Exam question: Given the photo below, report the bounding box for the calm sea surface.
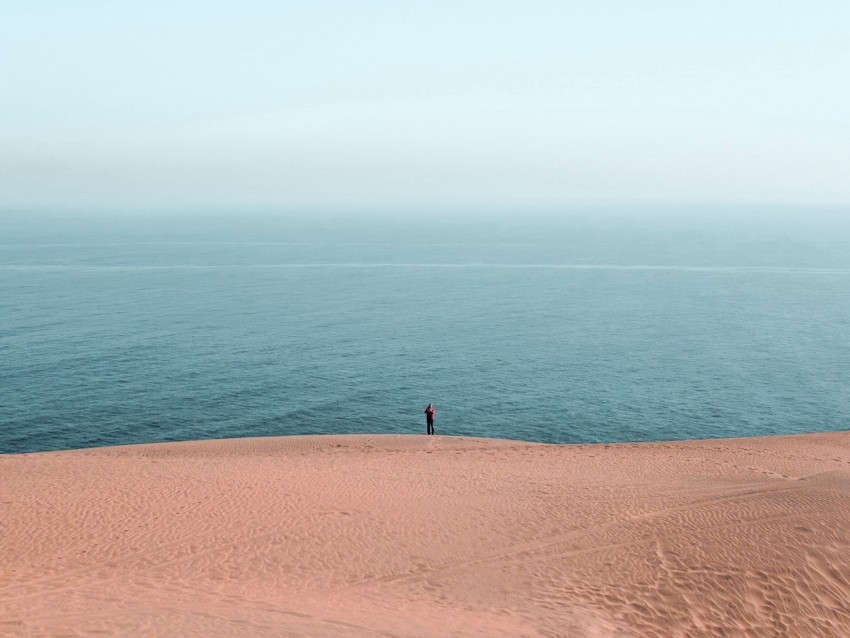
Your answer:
[2,210,849,453]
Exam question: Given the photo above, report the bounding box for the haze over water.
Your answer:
[2,210,848,453]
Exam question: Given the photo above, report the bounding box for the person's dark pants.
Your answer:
[427,418,434,435]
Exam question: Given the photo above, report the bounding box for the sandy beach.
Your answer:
[2,432,850,637]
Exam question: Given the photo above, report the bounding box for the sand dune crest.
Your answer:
[3,432,850,636]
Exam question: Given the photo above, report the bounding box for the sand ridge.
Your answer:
[2,432,850,636]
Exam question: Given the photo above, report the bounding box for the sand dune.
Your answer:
[2,432,850,637]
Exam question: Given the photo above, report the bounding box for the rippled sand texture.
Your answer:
[3,432,850,637]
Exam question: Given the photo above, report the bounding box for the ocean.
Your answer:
[2,209,849,453]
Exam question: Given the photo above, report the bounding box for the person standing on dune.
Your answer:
[425,403,436,435]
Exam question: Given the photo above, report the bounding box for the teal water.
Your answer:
[2,210,849,453]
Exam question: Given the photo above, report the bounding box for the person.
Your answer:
[425,403,436,435]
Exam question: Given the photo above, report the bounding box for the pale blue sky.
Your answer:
[2,1,849,213]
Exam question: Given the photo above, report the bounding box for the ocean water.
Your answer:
[2,210,849,453]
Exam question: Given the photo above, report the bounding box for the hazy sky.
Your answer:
[2,1,849,213]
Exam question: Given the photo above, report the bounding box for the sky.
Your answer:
[1,1,849,214]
